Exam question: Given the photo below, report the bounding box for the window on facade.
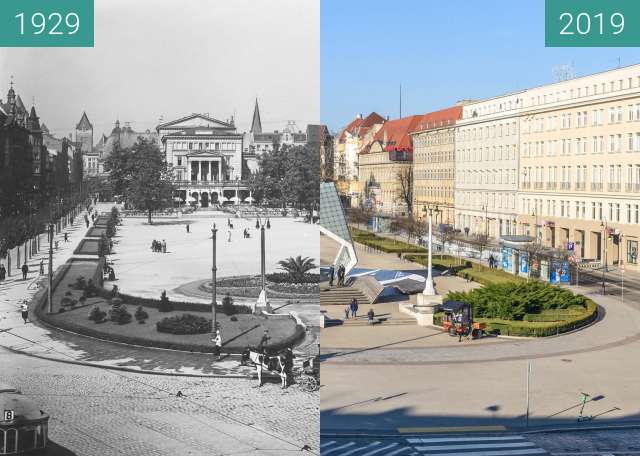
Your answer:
[629,240,638,264]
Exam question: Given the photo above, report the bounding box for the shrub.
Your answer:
[266,272,321,284]
[65,291,72,296]
[79,296,87,304]
[222,294,235,315]
[158,291,173,312]
[135,306,149,323]
[73,276,87,290]
[109,303,132,324]
[60,297,74,307]
[88,306,107,323]
[230,315,238,322]
[156,314,211,335]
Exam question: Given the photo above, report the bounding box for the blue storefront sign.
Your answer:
[519,252,529,276]
[502,247,512,272]
[550,259,570,283]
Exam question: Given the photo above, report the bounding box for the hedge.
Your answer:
[350,227,426,254]
[432,298,597,337]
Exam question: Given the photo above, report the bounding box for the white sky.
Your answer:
[0,0,319,139]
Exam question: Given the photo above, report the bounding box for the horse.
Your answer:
[242,348,289,388]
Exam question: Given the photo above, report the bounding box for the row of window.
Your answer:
[456,191,517,211]
[458,144,518,162]
[414,168,454,180]
[457,169,518,186]
[522,164,640,188]
[457,122,518,141]
[523,198,640,225]
[170,141,238,151]
[415,187,454,199]
[413,131,455,147]
[414,150,454,163]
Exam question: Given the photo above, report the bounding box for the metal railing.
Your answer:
[591,183,603,191]
[561,182,571,190]
[608,183,621,192]
[575,182,586,191]
[546,182,557,190]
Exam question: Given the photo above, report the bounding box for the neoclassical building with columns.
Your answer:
[157,113,250,207]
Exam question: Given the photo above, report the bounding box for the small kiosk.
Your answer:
[500,235,573,284]
[0,384,49,454]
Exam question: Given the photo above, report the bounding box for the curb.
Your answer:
[320,421,640,439]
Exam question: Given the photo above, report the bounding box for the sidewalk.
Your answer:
[0,204,255,378]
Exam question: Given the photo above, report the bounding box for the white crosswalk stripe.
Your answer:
[407,435,548,456]
[320,439,412,455]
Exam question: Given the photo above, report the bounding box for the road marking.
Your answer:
[320,441,336,448]
[399,425,507,433]
[321,442,355,455]
[408,436,525,444]
[339,441,379,456]
[415,449,546,456]
[360,443,399,456]
[386,447,411,456]
[415,442,535,451]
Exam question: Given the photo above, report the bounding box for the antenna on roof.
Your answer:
[399,84,402,119]
[552,64,575,82]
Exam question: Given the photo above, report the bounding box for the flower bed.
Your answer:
[73,239,102,255]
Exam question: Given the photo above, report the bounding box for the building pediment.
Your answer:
[157,113,234,132]
[185,150,225,158]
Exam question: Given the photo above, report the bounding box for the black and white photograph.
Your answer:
[0,1,320,454]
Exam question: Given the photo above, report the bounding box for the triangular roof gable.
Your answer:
[76,112,92,130]
[157,113,233,131]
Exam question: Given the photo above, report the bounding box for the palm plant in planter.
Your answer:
[277,255,317,283]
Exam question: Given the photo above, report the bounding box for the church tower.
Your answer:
[250,99,262,134]
[75,111,94,153]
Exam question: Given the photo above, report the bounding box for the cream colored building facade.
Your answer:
[412,122,457,223]
[455,92,523,238]
[518,64,640,269]
[358,142,412,215]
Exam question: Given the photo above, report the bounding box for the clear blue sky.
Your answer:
[321,0,640,132]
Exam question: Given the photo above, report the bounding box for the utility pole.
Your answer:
[211,224,218,332]
[525,361,531,428]
[48,223,53,313]
[601,221,607,295]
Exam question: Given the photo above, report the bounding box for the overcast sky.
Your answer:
[0,0,319,139]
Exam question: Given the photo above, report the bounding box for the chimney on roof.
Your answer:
[357,113,363,119]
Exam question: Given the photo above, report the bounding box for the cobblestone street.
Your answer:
[0,346,319,455]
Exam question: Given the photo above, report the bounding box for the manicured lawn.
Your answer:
[351,227,426,254]
[73,239,101,255]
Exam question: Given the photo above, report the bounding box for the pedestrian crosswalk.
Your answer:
[406,435,548,455]
[320,435,548,456]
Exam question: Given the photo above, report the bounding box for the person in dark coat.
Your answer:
[328,265,335,287]
[0,264,6,281]
[20,303,28,324]
[39,259,44,275]
[350,298,358,319]
[257,329,271,353]
[21,263,28,280]
[186,223,190,233]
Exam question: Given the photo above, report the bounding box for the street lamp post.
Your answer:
[255,210,270,312]
[601,220,607,295]
[422,205,440,296]
[211,224,218,332]
[48,223,53,313]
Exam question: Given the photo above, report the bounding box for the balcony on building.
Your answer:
[608,183,621,192]
[534,181,544,190]
[575,182,586,191]
[591,182,603,191]
[626,183,640,192]
[546,182,557,190]
[561,182,571,190]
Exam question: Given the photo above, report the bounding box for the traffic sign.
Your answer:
[3,410,14,421]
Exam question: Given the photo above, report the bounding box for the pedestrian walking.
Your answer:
[337,265,345,287]
[257,329,270,353]
[64,232,69,242]
[162,240,167,253]
[20,302,28,324]
[186,223,190,233]
[350,298,358,319]
[211,330,222,361]
[0,264,6,281]
[344,306,350,320]
[21,263,28,280]
[39,259,44,276]
[328,264,335,287]
[367,308,375,325]
[227,229,232,242]
[85,218,89,228]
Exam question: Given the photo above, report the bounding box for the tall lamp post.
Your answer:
[48,223,53,313]
[211,224,218,331]
[255,209,271,312]
[422,205,440,296]
[601,220,608,295]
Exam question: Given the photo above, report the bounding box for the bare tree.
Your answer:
[522,239,546,280]
[395,167,413,216]
[439,225,456,260]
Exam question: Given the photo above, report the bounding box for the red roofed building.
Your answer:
[410,104,464,223]
[334,112,385,205]
[358,115,423,215]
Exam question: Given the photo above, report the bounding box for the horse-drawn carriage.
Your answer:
[241,348,319,392]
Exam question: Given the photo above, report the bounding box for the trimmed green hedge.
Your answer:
[351,227,426,254]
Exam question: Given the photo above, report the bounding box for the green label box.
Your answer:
[546,0,640,47]
[0,0,94,47]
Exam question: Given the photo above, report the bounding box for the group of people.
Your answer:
[488,254,498,269]
[150,239,167,253]
[327,264,346,287]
